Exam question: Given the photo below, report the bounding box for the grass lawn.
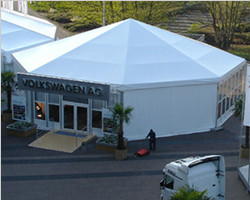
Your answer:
[228,45,250,61]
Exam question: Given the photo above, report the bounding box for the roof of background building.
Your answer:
[1,8,57,63]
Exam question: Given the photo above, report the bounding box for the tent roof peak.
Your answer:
[12,18,246,89]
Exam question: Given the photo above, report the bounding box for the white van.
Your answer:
[160,155,225,200]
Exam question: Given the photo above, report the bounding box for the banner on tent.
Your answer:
[102,108,115,133]
[17,73,110,101]
[243,66,250,127]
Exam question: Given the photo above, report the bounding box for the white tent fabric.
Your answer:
[124,84,217,140]
[243,66,250,126]
[12,18,247,140]
[1,8,56,64]
[13,19,246,90]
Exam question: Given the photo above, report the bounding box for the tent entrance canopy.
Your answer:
[15,73,116,135]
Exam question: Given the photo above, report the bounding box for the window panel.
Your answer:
[222,99,226,115]
[227,79,231,94]
[35,92,45,101]
[218,84,223,101]
[235,72,239,87]
[165,175,174,190]
[63,95,88,104]
[238,85,242,97]
[231,75,235,91]
[92,110,102,129]
[230,92,234,107]
[109,93,119,107]
[49,105,59,122]
[233,89,237,104]
[226,96,230,110]
[64,105,74,129]
[35,102,45,120]
[49,94,59,104]
[217,102,221,119]
[92,99,103,109]
[223,81,227,98]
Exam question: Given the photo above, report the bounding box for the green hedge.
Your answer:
[47,13,72,23]
[63,21,101,32]
[233,32,250,45]
[8,121,35,129]
[229,45,250,60]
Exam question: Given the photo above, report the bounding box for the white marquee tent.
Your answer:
[13,19,246,140]
[238,65,250,192]
[243,66,250,127]
[1,8,57,72]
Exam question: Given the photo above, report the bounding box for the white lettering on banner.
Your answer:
[243,66,250,126]
[21,78,103,97]
[17,73,110,101]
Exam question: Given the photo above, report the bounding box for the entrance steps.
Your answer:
[36,129,49,139]
[30,129,97,153]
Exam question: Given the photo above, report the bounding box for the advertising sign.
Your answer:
[102,108,116,133]
[243,66,250,127]
[12,95,26,121]
[17,73,110,101]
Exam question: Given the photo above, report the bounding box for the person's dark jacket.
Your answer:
[146,130,156,141]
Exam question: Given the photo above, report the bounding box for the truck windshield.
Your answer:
[161,175,174,190]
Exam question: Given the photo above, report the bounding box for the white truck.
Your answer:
[160,155,225,200]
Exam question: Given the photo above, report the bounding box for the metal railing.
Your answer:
[36,118,54,139]
[75,122,92,148]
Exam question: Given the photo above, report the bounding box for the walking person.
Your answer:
[146,129,156,151]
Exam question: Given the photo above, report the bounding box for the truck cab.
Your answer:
[160,155,225,200]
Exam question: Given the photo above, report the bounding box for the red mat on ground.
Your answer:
[136,149,149,156]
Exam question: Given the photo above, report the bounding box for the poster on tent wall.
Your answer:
[12,95,26,121]
[243,66,250,127]
[102,108,115,133]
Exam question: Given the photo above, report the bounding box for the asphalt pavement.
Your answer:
[1,116,250,200]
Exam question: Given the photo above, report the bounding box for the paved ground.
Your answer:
[1,116,250,200]
[4,7,248,200]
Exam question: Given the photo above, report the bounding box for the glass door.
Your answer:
[63,105,74,129]
[63,102,88,132]
[34,92,47,129]
[77,106,87,131]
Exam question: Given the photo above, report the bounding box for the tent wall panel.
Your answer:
[243,66,250,127]
[123,84,217,140]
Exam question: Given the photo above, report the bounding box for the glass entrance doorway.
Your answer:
[63,102,88,132]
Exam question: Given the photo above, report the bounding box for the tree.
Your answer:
[233,99,249,148]
[29,1,185,30]
[170,185,212,200]
[206,1,249,50]
[1,72,15,112]
[110,103,133,150]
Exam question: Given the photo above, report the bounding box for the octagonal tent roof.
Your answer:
[13,19,246,90]
[1,8,56,63]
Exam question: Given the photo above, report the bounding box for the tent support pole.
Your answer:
[120,91,124,105]
[215,83,219,128]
